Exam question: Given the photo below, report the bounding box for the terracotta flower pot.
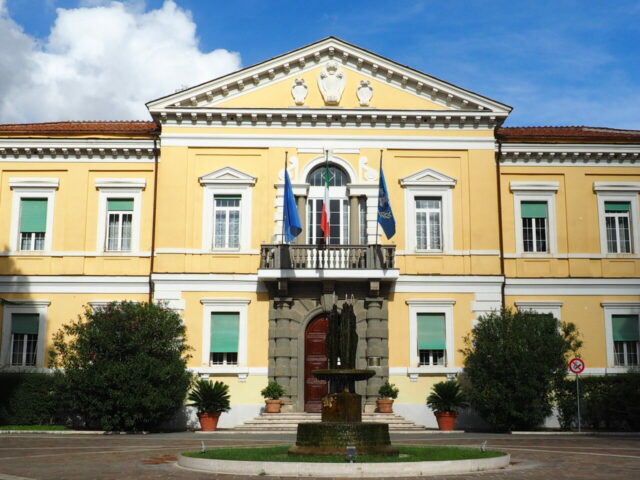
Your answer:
[264,399,282,413]
[434,411,457,431]
[376,398,394,413]
[198,411,222,431]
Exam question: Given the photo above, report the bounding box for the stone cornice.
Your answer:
[0,138,156,161]
[147,37,512,114]
[500,143,640,165]
[156,108,503,130]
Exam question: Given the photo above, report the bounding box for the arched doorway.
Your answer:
[304,314,329,412]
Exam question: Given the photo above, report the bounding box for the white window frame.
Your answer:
[95,178,145,255]
[414,197,443,251]
[9,178,59,253]
[212,195,242,250]
[594,182,640,256]
[200,298,250,378]
[602,302,640,370]
[200,167,256,253]
[510,181,559,256]
[406,299,456,377]
[1,301,50,370]
[515,301,563,321]
[401,169,456,254]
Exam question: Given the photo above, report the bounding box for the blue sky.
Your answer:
[2,0,640,127]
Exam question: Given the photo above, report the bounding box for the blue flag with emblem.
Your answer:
[283,169,302,243]
[377,167,396,239]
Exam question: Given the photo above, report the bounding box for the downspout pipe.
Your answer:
[148,133,160,303]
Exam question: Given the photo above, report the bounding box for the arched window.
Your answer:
[306,164,350,245]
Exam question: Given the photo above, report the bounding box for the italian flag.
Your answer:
[320,162,330,242]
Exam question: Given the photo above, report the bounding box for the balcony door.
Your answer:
[306,164,350,245]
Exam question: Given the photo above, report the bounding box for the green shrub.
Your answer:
[555,372,640,431]
[260,380,285,400]
[461,308,581,431]
[377,381,399,399]
[0,373,62,425]
[49,301,192,431]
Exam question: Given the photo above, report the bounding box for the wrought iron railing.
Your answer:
[260,244,395,270]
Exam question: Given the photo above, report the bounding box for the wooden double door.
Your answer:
[304,315,328,412]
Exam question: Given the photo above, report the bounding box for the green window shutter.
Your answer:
[605,202,630,213]
[107,199,134,211]
[417,313,446,350]
[521,201,548,219]
[211,312,239,353]
[19,199,47,232]
[12,313,39,335]
[612,315,639,341]
[214,195,241,200]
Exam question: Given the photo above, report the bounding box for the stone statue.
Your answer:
[326,303,358,370]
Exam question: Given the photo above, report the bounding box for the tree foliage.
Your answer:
[461,308,582,431]
[49,301,192,431]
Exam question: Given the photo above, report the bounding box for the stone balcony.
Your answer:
[258,244,398,280]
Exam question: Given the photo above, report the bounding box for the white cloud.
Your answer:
[0,0,242,123]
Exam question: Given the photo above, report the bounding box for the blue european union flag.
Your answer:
[377,168,395,239]
[283,169,302,243]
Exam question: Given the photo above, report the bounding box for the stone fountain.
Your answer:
[289,302,398,456]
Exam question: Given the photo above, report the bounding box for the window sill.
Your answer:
[190,366,250,381]
[2,365,53,373]
[401,366,462,381]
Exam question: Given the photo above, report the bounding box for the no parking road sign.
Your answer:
[569,357,585,374]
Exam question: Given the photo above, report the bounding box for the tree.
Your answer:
[49,301,192,431]
[461,308,581,431]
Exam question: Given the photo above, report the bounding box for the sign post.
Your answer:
[568,358,585,432]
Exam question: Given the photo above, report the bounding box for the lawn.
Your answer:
[0,425,68,431]
[183,445,504,463]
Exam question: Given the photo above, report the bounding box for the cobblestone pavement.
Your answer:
[0,431,639,480]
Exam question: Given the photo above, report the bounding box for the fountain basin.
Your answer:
[289,422,398,456]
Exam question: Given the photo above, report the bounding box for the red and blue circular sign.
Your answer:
[568,357,585,374]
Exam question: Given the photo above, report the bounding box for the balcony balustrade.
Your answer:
[260,244,395,270]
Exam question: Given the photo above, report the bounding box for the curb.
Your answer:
[178,452,511,477]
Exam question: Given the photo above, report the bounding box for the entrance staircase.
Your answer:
[232,412,426,433]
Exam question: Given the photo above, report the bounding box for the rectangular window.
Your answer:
[612,314,639,366]
[213,196,240,249]
[521,201,548,252]
[105,199,133,251]
[605,202,632,253]
[210,312,239,366]
[19,198,47,251]
[306,198,349,245]
[415,197,441,251]
[417,313,446,366]
[10,313,39,366]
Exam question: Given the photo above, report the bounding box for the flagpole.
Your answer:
[282,151,288,244]
[375,149,382,245]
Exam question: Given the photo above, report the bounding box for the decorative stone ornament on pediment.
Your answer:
[356,80,373,106]
[359,156,379,183]
[291,78,308,105]
[318,61,345,105]
[400,168,457,187]
[199,166,257,186]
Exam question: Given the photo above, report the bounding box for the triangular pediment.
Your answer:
[147,37,511,115]
[199,166,256,185]
[400,168,457,187]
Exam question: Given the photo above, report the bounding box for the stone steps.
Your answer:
[232,412,427,432]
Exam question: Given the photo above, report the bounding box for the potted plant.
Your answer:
[426,380,468,431]
[376,381,399,413]
[260,380,286,413]
[187,379,231,431]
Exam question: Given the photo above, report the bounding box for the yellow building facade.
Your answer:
[1,38,638,428]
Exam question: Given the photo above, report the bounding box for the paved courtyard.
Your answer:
[0,431,639,479]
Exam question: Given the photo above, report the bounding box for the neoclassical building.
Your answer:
[1,38,638,427]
